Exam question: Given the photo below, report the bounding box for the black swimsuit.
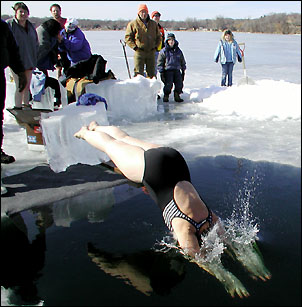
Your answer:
[142,147,213,239]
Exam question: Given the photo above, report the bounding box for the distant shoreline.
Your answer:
[81,28,301,35]
[1,12,301,35]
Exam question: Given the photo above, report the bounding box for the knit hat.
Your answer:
[151,11,161,18]
[65,17,79,32]
[167,33,175,40]
[138,4,148,14]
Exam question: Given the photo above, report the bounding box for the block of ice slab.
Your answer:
[85,75,161,122]
[40,101,109,173]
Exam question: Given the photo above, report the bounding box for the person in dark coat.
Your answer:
[36,19,62,106]
[36,19,62,74]
[0,19,26,165]
[157,33,186,103]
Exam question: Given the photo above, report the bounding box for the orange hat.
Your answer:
[138,4,148,14]
[151,11,161,18]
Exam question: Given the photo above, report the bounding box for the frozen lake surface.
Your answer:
[3,31,301,177]
[2,31,301,306]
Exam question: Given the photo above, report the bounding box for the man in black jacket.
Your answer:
[0,19,27,164]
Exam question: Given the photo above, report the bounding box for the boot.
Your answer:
[54,98,61,107]
[163,94,169,102]
[174,92,183,103]
[1,150,15,164]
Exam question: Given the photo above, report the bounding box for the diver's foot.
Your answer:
[74,126,89,140]
[88,121,99,131]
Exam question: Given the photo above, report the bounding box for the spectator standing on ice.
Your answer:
[125,4,161,78]
[1,19,27,195]
[151,10,165,76]
[157,33,186,103]
[36,19,62,75]
[6,2,38,109]
[50,3,67,28]
[214,29,242,87]
[58,18,92,67]
[35,19,62,107]
[50,3,70,78]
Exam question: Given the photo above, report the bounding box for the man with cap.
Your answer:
[125,4,161,78]
[151,10,165,76]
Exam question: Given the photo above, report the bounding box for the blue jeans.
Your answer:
[221,62,234,86]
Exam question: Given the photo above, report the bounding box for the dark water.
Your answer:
[2,156,301,306]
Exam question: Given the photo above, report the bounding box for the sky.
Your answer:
[1,1,301,20]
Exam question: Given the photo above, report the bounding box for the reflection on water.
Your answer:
[2,210,49,306]
[1,157,301,306]
[87,242,186,296]
[51,188,116,227]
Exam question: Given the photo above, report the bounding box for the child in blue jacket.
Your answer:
[157,33,186,102]
[214,29,242,86]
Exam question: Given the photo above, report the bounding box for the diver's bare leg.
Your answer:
[88,121,160,151]
[74,127,145,183]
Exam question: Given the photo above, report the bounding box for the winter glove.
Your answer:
[77,93,108,109]
[160,72,166,83]
[238,54,242,62]
[181,70,185,81]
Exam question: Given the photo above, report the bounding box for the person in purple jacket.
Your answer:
[58,18,92,67]
[157,33,186,103]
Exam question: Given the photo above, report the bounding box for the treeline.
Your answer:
[1,12,300,34]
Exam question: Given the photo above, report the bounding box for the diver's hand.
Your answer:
[220,268,250,298]
[201,261,250,298]
[228,241,271,281]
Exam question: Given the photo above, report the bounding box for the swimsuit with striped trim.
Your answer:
[163,198,213,233]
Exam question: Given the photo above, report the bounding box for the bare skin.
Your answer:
[15,8,28,28]
[74,121,271,298]
[74,121,218,258]
[138,9,148,22]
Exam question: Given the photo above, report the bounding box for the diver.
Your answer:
[74,121,271,298]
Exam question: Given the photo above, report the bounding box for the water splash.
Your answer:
[156,170,262,262]
[223,169,271,281]
[154,169,270,297]
[154,223,250,298]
